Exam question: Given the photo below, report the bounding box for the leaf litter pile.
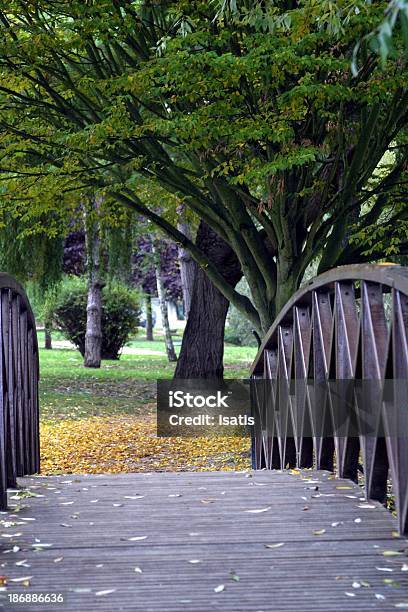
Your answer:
[39,373,251,474]
[40,415,251,474]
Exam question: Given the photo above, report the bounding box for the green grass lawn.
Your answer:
[39,331,258,421]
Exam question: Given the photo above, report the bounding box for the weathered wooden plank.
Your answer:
[0,471,405,612]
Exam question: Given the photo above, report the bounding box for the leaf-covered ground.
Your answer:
[40,415,251,474]
[38,335,256,475]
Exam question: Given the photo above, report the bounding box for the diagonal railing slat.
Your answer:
[250,264,408,534]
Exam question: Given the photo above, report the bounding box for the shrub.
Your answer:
[225,279,258,347]
[51,277,140,359]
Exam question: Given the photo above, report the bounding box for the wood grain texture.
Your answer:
[0,470,406,611]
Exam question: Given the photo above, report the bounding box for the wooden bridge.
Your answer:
[0,267,408,611]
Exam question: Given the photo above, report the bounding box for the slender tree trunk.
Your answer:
[44,321,52,350]
[83,199,103,368]
[174,222,242,379]
[153,243,177,362]
[145,293,154,341]
[177,220,196,319]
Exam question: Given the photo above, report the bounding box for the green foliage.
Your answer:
[225,280,258,346]
[353,0,408,72]
[0,212,64,288]
[50,277,140,360]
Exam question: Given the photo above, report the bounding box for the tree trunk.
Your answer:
[174,222,242,379]
[44,322,52,350]
[153,244,177,362]
[83,199,103,368]
[145,293,154,341]
[177,221,196,319]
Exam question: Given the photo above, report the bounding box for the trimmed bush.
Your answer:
[51,277,140,359]
[225,279,258,347]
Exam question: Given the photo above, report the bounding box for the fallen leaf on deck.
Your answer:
[313,529,326,536]
[383,551,403,557]
[384,578,400,586]
[10,576,32,582]
[245,507,271,514]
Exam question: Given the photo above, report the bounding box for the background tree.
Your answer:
[152,241,178,362]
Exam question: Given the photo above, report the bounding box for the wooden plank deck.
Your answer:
[0,470,407,611]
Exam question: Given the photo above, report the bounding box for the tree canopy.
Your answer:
[0,0,407,332]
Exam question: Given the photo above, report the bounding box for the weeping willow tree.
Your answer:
[0,208,64,348]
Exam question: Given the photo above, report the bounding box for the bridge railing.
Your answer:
[0,273,40,509]
[250,264,408,534]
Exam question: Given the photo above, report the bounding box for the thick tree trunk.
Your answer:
[83,199,103,368]
[153,244,177,362]
[44,323,52,350]
[145,293,154,341]
[174,222,242,379]
[177,221,196,319]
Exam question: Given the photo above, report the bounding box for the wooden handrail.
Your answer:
[250,264,408,534]
[0,273,40,508]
